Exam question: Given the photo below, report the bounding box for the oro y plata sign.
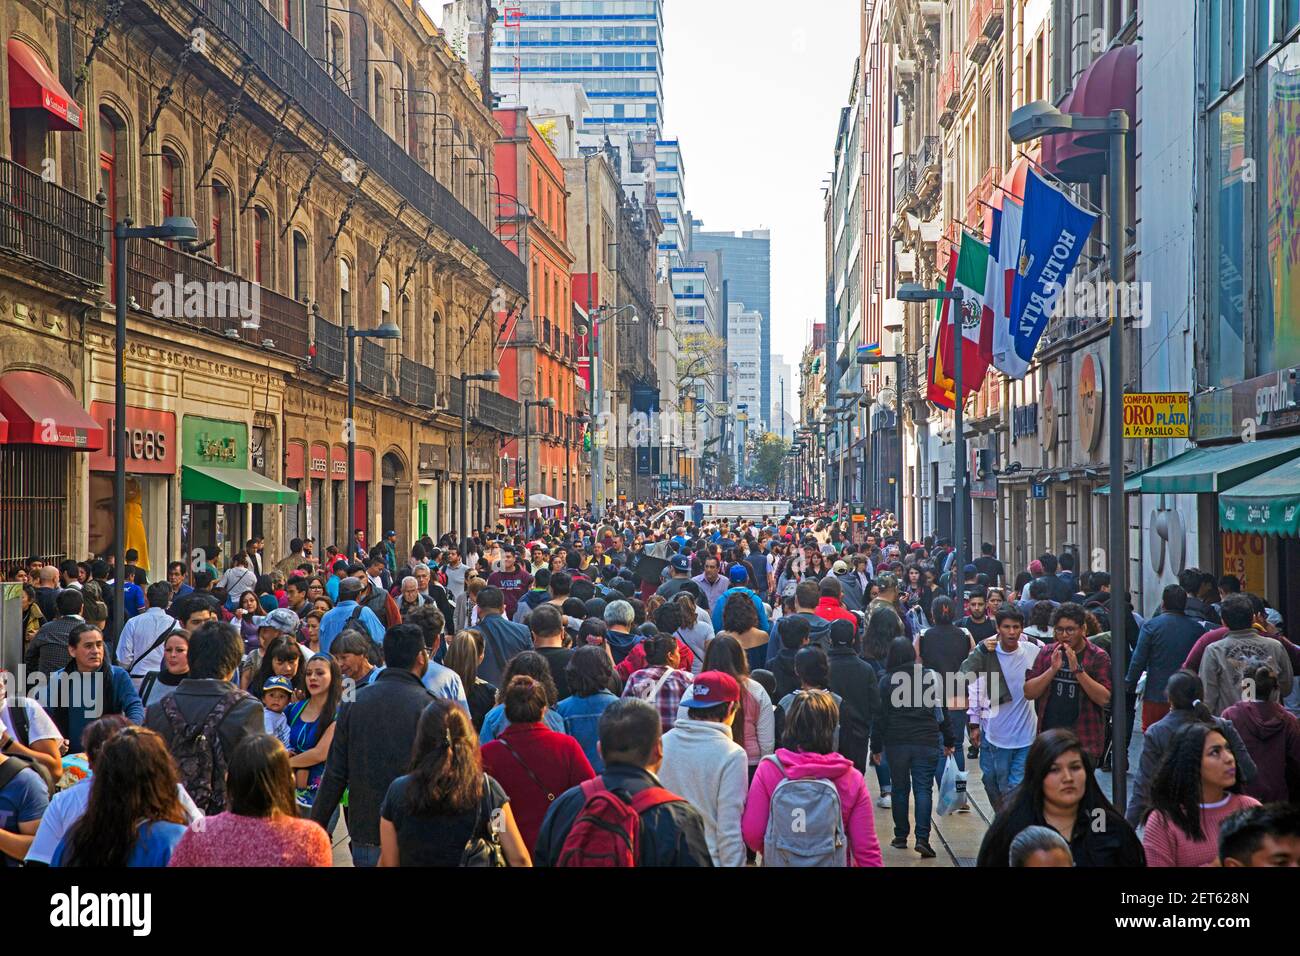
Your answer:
[1123,392,1190,439]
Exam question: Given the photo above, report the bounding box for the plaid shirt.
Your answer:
[621,666,694,733]
[1027,640,1112,760]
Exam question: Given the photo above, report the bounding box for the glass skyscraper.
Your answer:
[691,226,772,425]
[490,1,665,139]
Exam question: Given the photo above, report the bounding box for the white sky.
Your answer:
[662,0,859,363]
[424,0,861,361]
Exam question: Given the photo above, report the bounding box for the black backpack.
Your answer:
[1,702,56,796]
[160,690,245,814]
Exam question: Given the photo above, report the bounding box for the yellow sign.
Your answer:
[503,486,515,507]
[1122,392,1190,439]
[1221,532,1267,594]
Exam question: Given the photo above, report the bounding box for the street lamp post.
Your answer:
[1010,99,1132,807]
[112,215,198,642]
[523,397,556,536]
[459,370,500,553]
[897,283,966,592]
[346,322,401,556]
[564,413,590,518]
[858,353,907,543]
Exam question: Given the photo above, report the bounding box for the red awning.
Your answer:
[7,40,83,132]
[0,409,8,443]
[1042,44,1137,182]
[0,371,104,450]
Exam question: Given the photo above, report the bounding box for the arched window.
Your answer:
[210,179,234,269]
[327,22,346,87]
[252,206,271,286]
[401,294,414,359]
[380,280,392,333]
[339,257,352,327]
[99,107,128,285]
[159,147,182,218]
[392,67,406,150]
[373,71,385,131]
[291,229,311,303]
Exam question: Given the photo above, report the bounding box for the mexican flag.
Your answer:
[932,232,993,408]
[927,258,957,410]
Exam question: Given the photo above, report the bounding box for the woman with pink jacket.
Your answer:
[741,690,882,866]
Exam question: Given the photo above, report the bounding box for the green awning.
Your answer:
[1138,435,1300,495]
[1094,468,1150,496]
[182,464,299,505]
[1219,456,1300,536]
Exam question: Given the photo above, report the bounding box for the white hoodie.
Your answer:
[659,716,749,867]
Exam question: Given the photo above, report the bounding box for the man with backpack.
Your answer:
[144,620,264,815]
[319,577,386,653]
[532,698,711,867]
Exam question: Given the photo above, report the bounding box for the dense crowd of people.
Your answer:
[2,505,1297,869]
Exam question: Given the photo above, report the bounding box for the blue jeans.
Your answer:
[873,750,892,795]
[350,842,382,868]
[979,740,1029,811]
[934,709,967,787]
[885,744,940,842]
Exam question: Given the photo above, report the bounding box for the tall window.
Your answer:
[373,71,386,132]
[210,180,233,269]
[380,280,392,333]
[327,22,347,88]
[393,66,406,150]
[253,207,271,285]
[339,257,352,327]
[291,229,311,303]
[159,148,181,218]
[99,108,127,286]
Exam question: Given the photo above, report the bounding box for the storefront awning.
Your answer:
[1139,435,1300,495]
[1093,469,1148,496]
[1219,457,1300,536]
[0,409,8,443]
[182,464,299,505]
[7,39,83,131]
[1042,43,1137,182]
[0,370,104,450]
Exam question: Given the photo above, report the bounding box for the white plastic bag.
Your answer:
[936,755,967,816]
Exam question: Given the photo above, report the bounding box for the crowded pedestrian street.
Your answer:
[2,0,1298,940]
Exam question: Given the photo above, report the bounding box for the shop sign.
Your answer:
[1012,402,1038,441]
[181,416,246,469]
[88,403,176,474]
[1194,367,1300,440]
[1123,392,1190,439]
[451,445,493,474]
[418,443,448,476]
[309,443,329,480]
[1221,532,1267,594]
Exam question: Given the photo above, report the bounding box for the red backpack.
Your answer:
[555,777,683,867]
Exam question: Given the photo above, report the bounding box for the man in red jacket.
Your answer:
[814,577,859,629]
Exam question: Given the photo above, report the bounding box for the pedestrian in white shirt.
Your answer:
[216,551,258,606]
[658,671,749,867]
[114,581,181,688]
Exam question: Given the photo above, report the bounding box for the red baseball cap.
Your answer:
[683,671,741,708]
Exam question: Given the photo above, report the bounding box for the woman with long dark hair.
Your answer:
[52,727,186,867]
[444,631,497,732]
[704,634,775,775]
[976,729,1143,867]
[1143,722,1260,867]
[248,634,307,700]
[478,651,566,744]
[379,699,530,866]
[169,734,331,866]
[287,653,343,813]
[722,591,769,673]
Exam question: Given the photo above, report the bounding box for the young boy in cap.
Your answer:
[658,671,749,867]
[261,675,294,747]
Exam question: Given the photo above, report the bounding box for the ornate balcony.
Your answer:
[937,55,960,129]
[126,236,308,360]
[0,157,103,288]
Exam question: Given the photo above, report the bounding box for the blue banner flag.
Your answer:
[1004,170,1099,378]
